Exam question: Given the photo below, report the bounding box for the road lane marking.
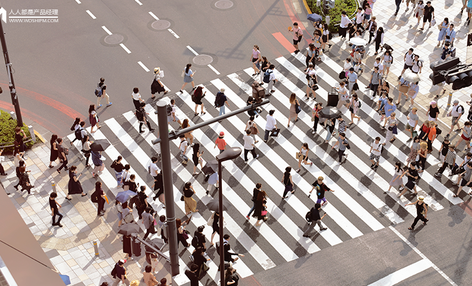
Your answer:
[272,32,296,53]
[186,45,199,56]
[148,11,159,20]
[101,26,112,36]
[368,259,432,286]
[135,0,143,5]
[168,28,180,38]
[137,61,150,72]
[120,43,131,54]
[208,64,220,75]
[75,0,81,4]
[389,226,458,286]
[86,10,96,19]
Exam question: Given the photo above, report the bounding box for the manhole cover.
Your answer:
[193,54,213,65]
[215,0,234,9]
[151,20,171,30]
[104,34,124,45]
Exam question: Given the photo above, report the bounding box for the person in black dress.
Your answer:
[210,211,220,245]
[406,197,429,230]
[132,186,148,219]
[152,171,165,206]
[49,134,58,168]
[49,192,63,227]
[192,144,204,176]
[16,165,33,194]
[66,166,87,200]
[253,191,268,226]
[185,264,199,286]
[56,138,68,174]
[192,86,206,116]
[192,247,210,279]
[224,266,239,286]
[14,126,27,156]
[127,174,139,192]
[92,181,106,216]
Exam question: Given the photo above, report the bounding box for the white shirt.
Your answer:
[451,104,464,117]
[411,59,422,73]
[243,134,254,150]
[343,61,352,72]
[339,87,349,101]
[265,115,277,130]
[150,163,159,177]
[374,62,384,73]
[171,105,177,116]
[132,92,141,101]
[268,69,276,81]
[356,12,364,24]
[371,141,382,156]
[340,15,352,28]
[179,139,188,153]
[404,52,414,66]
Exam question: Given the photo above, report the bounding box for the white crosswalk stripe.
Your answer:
[65,51,462,285]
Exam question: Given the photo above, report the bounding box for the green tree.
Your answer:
[307,0,358,33]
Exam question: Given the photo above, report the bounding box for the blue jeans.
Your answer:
[219,105,226,116]
[115,171,123,186]
[247,203,255,217]
[325,130,333,141]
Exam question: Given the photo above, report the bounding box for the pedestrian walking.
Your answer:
[366,16,377,43]
[439,136,451,161]
[180,120,194,146]
[91,150,105,177]
[399,48,415,79]
[348,93,361,125]
[306,44,316,68]
[264,110,277,143]
[339,11,352,39]
[192,144,204,175]
[337,81,350,109]
[215,89,230,116]
[380,97,396,127]
[245,116,259,143]
[289,22,303,53]
[214,131,227,154]
[92,181,106,216]
[347,68,358,93]
[444,24,456,46]
[185,264,199,286]
[222,234,244,262]
[435,145,456,178]
[288,93,300,127]
[191,247,210,279]
[49,191,63,227]
[448,100,464,135]
[369,137,382,170]
[406,108,419,139]
[224,267,240,286]
[427,121,437,152]
[65,166,87,200]
[70,118,82,143]
[183,182,198,215]
[259,56,271,83]
[191,86,206,116]
[111,156,124,187]
[456,121,472,150]
[332,132,349,163]
[263,64,277,96]
[111,260,130,286]
[136,102,155,133]
[167,98,182,127]
[309,176,335,205]
[373,27,384,55]
[384,112,398,144]
[151,67,168,99]
[56,138,68,174]
[369,66,381,99]
[305,63,317,100]
[453,161,472,197]
[16,165,33,194]
[142,207,156,240]
[405,0,416,11]
[95,78,112,108]
[411,54,423,74]
[303,203,327,237]
[131,87,145,110]
[420,1,435,30]
[281,167,294,198]
[246,183,261,219]
[82,135,92,168]
[394,0,402,16]
[157,215,168,243]
[0,149,5,176]
[415,0,425,24]
[296,143,313,172]
[418,120,430,142]
[152,171,165,206]
[387,162,405,193]
[408,81,419,107]
[382,50,393,77]
[132,186,148,219]
[193,225,207,251]
[243,130,259,162]
[250,45,261,75]
[143,265,159,286]
[14,127,26,157]
[416,141,428,172]
[437,18,449,47]
[176,218,190,247]
[89,104,100,133]
[49,134,58,168]
[337,115,347,135]
[209,211,221,245]
[363,4,372,27]
[406,197,428,230]
[13,160,25,190]
[373,57,384,76]
[180,64,196,93]
[399,162,419,196]
[324,117,336,143]
[253,190,268,226]
[312,102,322,135]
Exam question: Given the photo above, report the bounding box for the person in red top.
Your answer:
[214,131,227,154]
[427,121,437,153]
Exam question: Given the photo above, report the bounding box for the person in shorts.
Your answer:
[406,107,419,139]
[420,1,435,30]
[399,48,414,79]
[290,22,303,54]
[369,137,382,169]
[453,161,472,197]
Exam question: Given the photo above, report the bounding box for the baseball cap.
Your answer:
[453,99,459,104]
[118,259,125,265]
[219,131,224,137]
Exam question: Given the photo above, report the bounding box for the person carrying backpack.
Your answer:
[214,88,229,116]
[192,225,207,251]
[95,77,112,109]
[111,260,130,286]
[263,64,277,95]
[73,121,87,144]
[303,203,327,237]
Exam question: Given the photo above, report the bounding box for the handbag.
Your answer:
[437,24,442,30]
[250,126,259,134]
[353,83,359,91]
[296,152,303,160]
[311,84,319,91]
[388,126,393,131]
[392,125,398,135]
[407,88,416,96]
[431,18,436,26]
[180,195,184,201]
[295,102,301,114]
[339,70,346,79]
[261,210,268,216]
[270,128,280,137]
[181,71,185,77]
[398,84,409,93]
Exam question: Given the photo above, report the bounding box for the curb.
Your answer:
[302,0,312,14]
[34,130,46,143]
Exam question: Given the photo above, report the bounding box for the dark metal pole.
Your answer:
[218,160,224,286]
[156,100,179,276]
[0,16,23,126]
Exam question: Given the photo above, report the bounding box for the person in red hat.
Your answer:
[214,131,227,154]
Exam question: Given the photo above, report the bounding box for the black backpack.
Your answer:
[91,190,99,203]
[111,263,118,278]
[215,92,224,107]
[191,235,199,248]
[263,70,272,83]
[74,128,83,141]
[94,86,102,96]
[305,211,312,222]
[166,105,173,116]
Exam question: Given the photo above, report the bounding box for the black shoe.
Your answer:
[149,129,155,132]
[320,228,327,231]
[14,185,18,190]
[139,130,144,133]
[153,196,158,201]
[303,234,310,237]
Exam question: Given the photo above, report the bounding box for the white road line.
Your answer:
[208,64,220,75]
[135,0,143,5]
[75,0,81,4]
[389,226,458,286]
[137,61,150,72]
[101,26,112,36]
[186,45,199,56]
[168,29,180,38]
[367,259,432,286]
[85,10,96,20]
[148,11,159,20]
[120,43,131,54]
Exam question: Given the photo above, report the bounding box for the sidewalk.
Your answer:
[0,140,172,286]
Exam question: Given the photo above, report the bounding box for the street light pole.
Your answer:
[216,147,242,285]
[156,100,179,276]
[0,15,23,127]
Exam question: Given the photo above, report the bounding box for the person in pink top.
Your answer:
[214,131,227,154]
[250,45,261,76]
[290,22,303,54]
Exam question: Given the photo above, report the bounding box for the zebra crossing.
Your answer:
[67,50,464,285]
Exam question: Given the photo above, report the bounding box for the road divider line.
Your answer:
[101,26,112,35]
[186,45,199,56]
[168,29,180,38]
[272,32,296,53]
[208,64,220,75]
[86,10,96,19]
[148,11,159,20]
[389,226,458,286]
[120,43,131,54]
[135,0,143,5]
[75,0,81,4]
[137,61,150,72]
[367,259,432,286]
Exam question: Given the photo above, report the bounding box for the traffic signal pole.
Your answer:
[0,15,23,127]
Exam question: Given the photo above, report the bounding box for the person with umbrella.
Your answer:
[65,166,87,200]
